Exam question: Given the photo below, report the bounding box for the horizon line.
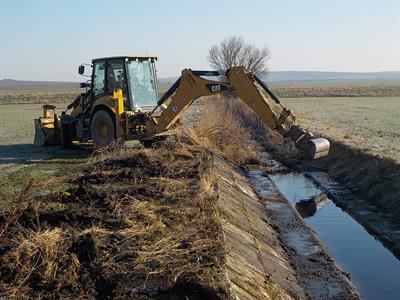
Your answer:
[1,69,399,83]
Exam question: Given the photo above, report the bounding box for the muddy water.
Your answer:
[266,171,400,300]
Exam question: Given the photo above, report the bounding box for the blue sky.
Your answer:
[0,0,399,81]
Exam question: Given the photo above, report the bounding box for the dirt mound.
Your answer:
[0,135,227,299]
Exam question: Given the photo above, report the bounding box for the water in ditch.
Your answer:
[263,170,400,300]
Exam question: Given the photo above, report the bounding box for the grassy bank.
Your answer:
[283,96,400,163]
[0,102,89,210]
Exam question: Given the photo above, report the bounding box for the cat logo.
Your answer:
[211,85,221,92]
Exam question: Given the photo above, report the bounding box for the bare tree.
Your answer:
[208,36,270,76]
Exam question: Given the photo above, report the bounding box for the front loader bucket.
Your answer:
[34,118,61,146]
[34,119,47,146]
[34,104,62,146]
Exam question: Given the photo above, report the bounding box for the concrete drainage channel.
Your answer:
[215,155,359,299]
[248,154,400,300]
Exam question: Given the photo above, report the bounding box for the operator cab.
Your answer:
[80,56,159,112]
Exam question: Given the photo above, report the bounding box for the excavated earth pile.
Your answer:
[0,135,227,299]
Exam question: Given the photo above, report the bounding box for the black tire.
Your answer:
[90,110,115,147]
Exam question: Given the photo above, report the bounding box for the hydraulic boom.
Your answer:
[145,66,330,160]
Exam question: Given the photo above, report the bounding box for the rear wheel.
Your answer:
[90,110,115,147]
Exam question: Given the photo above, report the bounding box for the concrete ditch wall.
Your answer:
[214,155,304,299]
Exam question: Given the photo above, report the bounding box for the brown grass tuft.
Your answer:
[1,228,80,298]
[344,131,353,139]
[192,96,260,166]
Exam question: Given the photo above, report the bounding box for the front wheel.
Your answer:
[90,110,115,147]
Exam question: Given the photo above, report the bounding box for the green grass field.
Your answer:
[0,103,90,208]
[283,97,400,162]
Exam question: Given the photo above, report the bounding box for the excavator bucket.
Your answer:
[295,136,330,160]
[308,138,330,159]
[33,105,61,146]
[284,125,330,160]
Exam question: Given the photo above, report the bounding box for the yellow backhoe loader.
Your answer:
[34,56,330,160]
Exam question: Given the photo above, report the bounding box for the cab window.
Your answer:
[93,61,105,97]
[127,59,158,109]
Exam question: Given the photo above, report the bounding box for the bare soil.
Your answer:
[274,85,400,98]
[0,91,78,104]
[0,97,366,299]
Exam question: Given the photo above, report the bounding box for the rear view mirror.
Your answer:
[78,65,85,75]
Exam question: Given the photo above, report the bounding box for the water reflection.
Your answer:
[295,194,330,218]
[267,171,400,300]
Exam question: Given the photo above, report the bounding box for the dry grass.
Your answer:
[190,95,299,165]
[192,96,261,166]
[344,131,353,139]
[0,134,227,299]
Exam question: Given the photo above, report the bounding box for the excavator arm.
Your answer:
[147,66,330,160]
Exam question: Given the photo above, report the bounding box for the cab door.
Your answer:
[105,60,130,109]
[92,60,106,99]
